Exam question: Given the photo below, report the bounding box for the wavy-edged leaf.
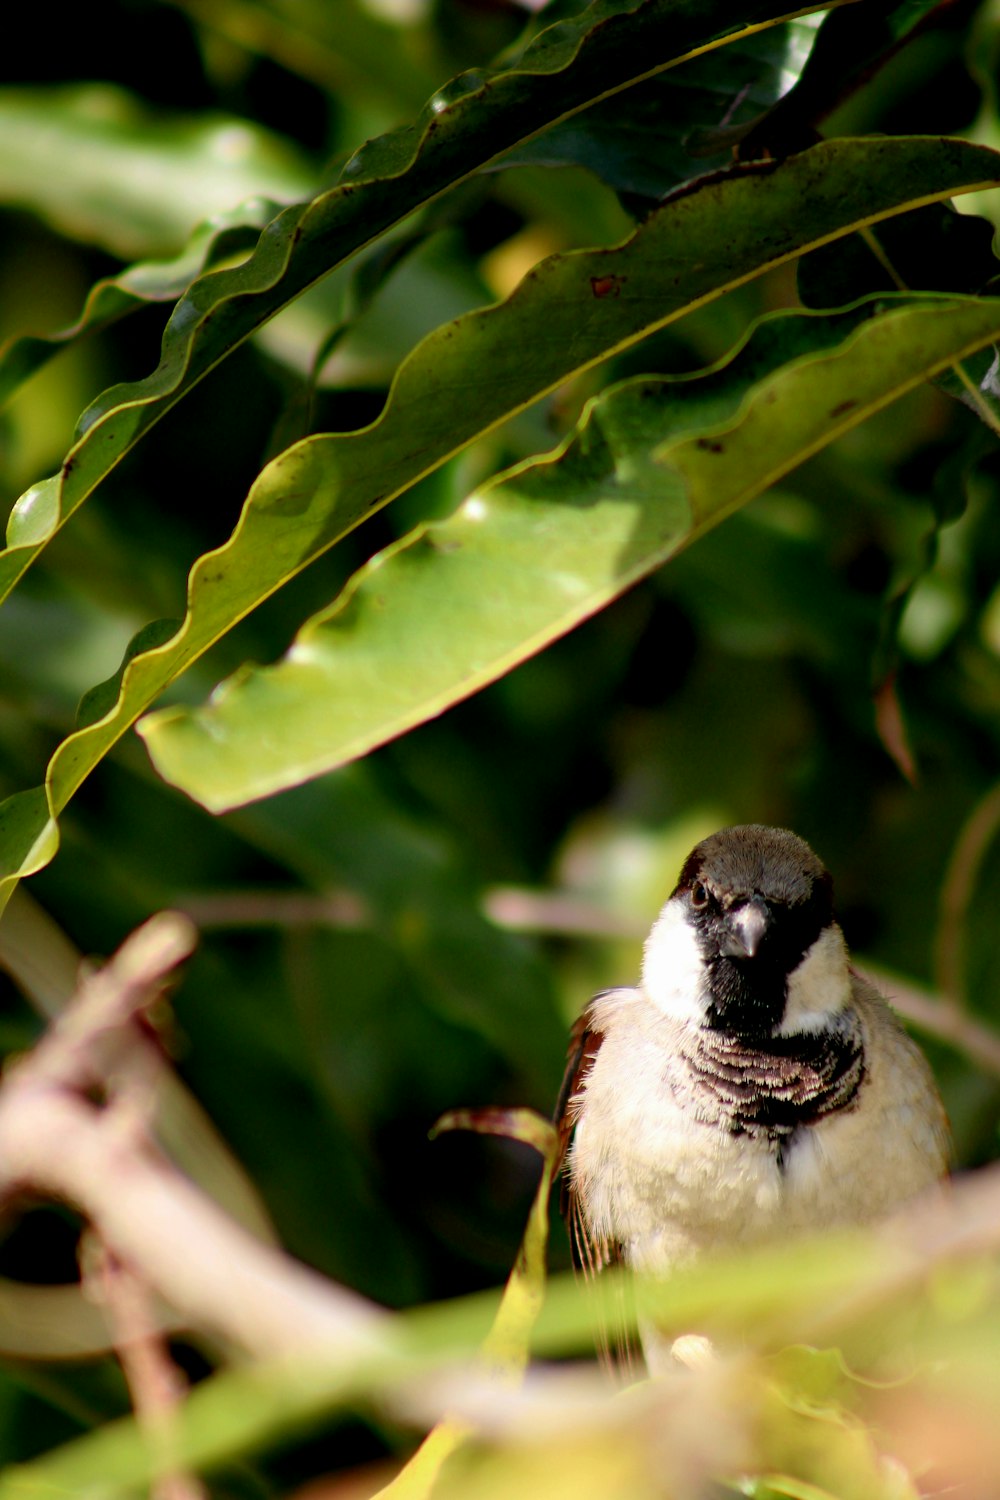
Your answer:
[0,139,998,903]
[724,0,960,153]
[799,203,1000,430]
[492,0,952,199]
[498,14,825,198]
[141,294,1000,810]
[0,200,283,413]
[0,84,313,258]
[0,0,854,603]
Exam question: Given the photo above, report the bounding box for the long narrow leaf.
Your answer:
[141,294,1000,810]
[0,0,849,602]
[0,201,283,412]
[498,14,824,197]
[0,139,998,904]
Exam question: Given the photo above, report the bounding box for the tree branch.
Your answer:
[0,913,385,1363]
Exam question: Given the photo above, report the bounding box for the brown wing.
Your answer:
[554,997,637,1373]
[554,1001,603,1173]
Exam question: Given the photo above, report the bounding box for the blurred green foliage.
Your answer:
[1,0,1000,1495]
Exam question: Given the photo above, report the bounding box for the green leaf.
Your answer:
[0,200,282,414]
[228,769,567,1094]
[140,294,1000,810]
[0,0,856,604]
[799,205,1000,431]
[497,15,824,198]
[0,84,313,258]
[509,0,957,203]
[0,137,998,904]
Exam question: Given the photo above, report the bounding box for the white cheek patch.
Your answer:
[779,923,851,1033]
[640,901,707,1024]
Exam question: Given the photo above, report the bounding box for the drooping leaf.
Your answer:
[140,294,1000,811]
[0,138,998,904]
[228,767,568,1093]
[171,0,443,115]
[502,0,955,201]
[0,0,859,605]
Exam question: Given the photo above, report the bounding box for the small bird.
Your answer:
[557,824,949,1367]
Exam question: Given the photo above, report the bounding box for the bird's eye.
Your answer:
[690,882,709,910]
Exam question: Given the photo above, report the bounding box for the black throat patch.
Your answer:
[682,1009,866,1157]
[703,953,789,1035]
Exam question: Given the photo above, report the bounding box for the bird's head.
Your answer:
[641,825,850,1037]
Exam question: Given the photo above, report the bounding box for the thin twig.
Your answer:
[175,888,370,932]
[482,886,647,941]
[86,1242,206,1500]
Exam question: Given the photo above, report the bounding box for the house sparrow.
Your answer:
[557,824,949,1366]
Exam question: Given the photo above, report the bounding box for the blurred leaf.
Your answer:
[140,294,1000,810]
[0,85,313,259]
[6,1200,1000,1499]
[872,671,918,784]
[171,0,442,113]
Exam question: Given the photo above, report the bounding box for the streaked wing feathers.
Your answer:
[554,996,638,1372]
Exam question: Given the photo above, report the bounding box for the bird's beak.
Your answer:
[722,896,771,959]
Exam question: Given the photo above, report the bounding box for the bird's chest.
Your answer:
[570,1015,868,1271]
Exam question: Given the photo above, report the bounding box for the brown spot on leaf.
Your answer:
[590,274,625,299]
